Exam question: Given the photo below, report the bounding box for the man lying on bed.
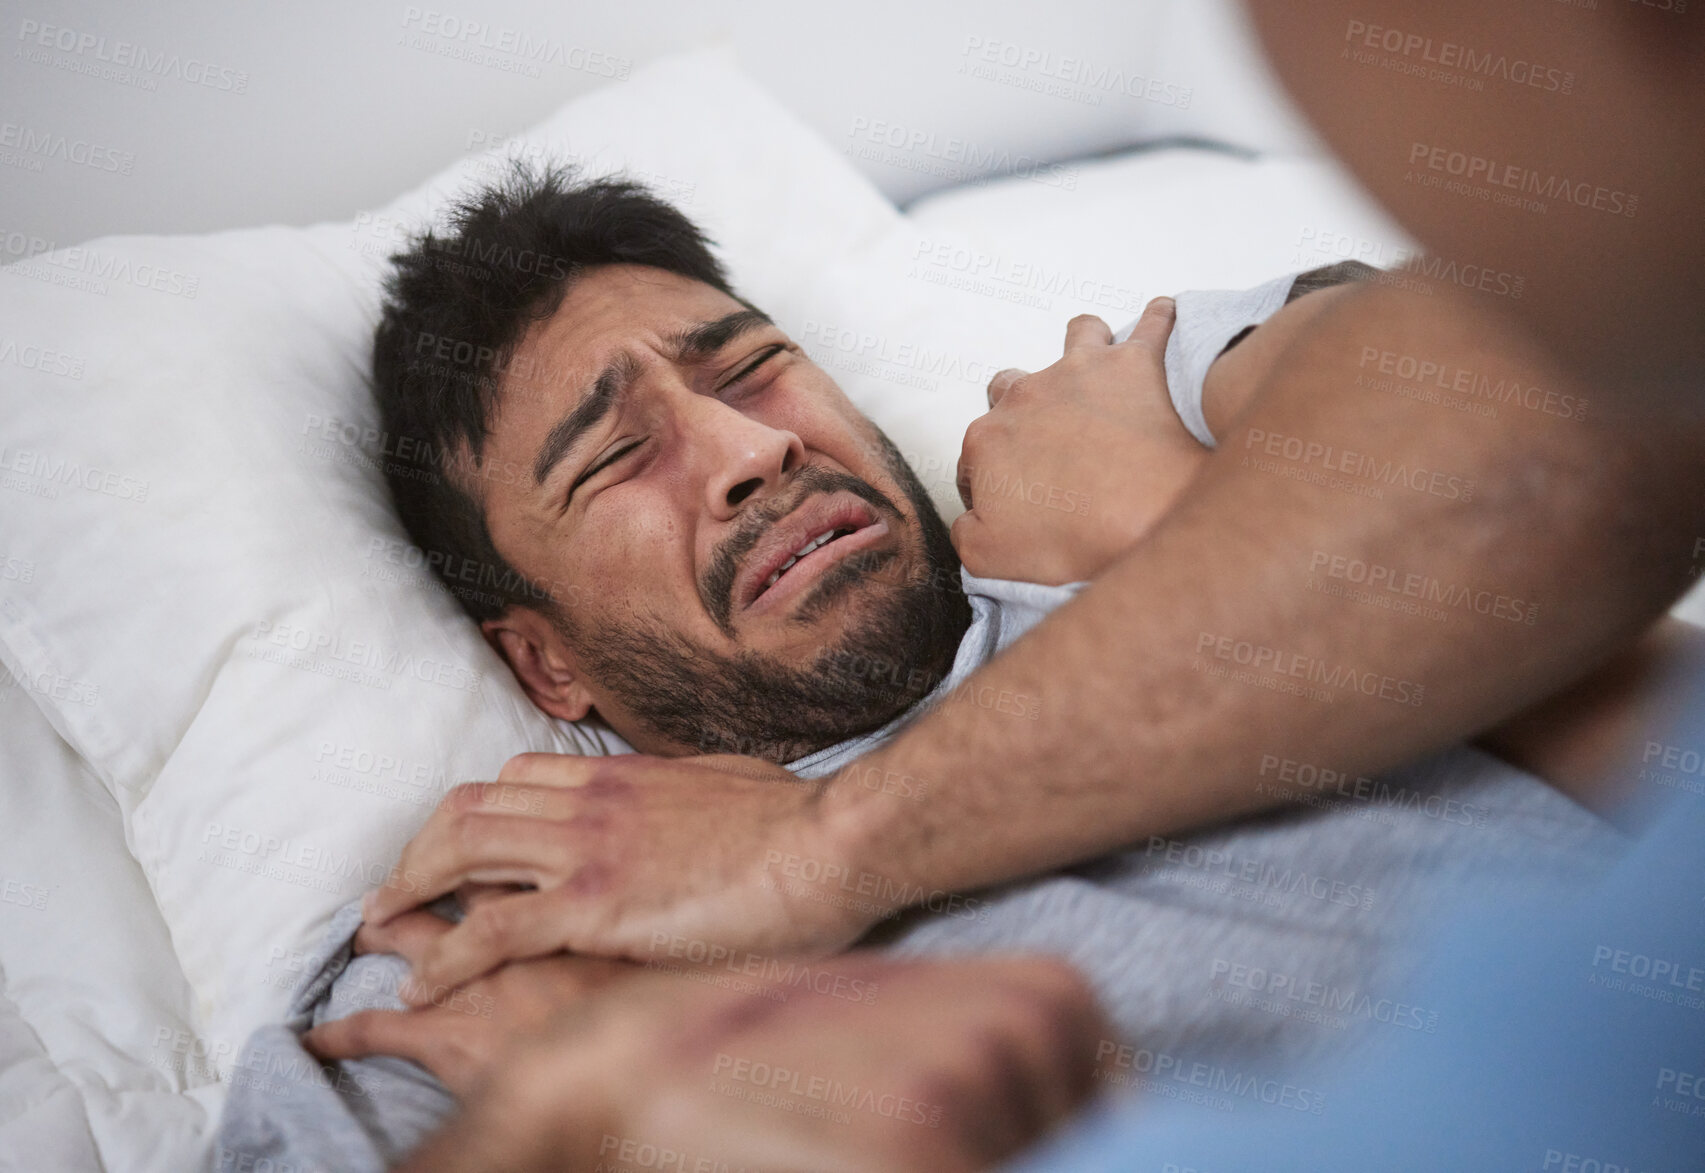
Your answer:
[215,166,1701,1171]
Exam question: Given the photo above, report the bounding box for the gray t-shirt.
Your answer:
[217,269,1612,1170]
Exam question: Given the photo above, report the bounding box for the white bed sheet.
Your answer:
[10,128,1705,1172]
[0,675,219,1172]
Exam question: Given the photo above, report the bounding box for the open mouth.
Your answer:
[761,525,856,592]
[739,495,893,616]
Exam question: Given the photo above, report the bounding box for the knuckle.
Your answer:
[951,526,988,576]
[498,752,547,782]
[468,902,511,945]
[440,782,484,815]
[959,423,987,462]
[340,1014,374,1052]
[1019,957,1097,1008]
[352,921,387,954]
[449,810,485,854]
[996,960,1104,1071]
[897,1059,977,1133]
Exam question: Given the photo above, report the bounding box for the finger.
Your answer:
[365,813,578,927]
[1117,296,1176,353]
[446,781,584,820]
[456,881,526,914]
[396,1092,559,1173]
[496,751,598,786]
[397,1123,534,1173]
[354,908,455,961]
[986,368,1027,408]
[405,889,589,1003]
[982,960,1107,1138]
[948,511,988,578]
[1063,314,1112,353]
[303,1007,447,1069]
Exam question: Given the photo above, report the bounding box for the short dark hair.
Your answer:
[371,163,744,622]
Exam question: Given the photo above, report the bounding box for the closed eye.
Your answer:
[718,343,787,392]
[569,439,644,501]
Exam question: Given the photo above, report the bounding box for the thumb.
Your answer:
[986,367,1028,408]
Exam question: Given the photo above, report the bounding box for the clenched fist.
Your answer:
[953,297,1206,585]
[398,953,1108,1173]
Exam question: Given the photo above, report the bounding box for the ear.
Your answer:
[480,609,595,723]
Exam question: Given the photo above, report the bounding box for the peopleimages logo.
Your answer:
[1242,428,1475,503]
[1196,631,1426,708]
[1094,1040,1327,1113]
[398,7,632,79]
[15,19,250,92]
[0,446,150,502]
[847,118,1078,190]
[0,123,134,173]
[959,36,1194,108]
[1343,20,1575,94]
[1308,550,1539,625]
[1407,142,1638,218]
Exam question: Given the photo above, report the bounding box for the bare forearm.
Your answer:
[1198,279,1687,810]
[827,283,1705,896]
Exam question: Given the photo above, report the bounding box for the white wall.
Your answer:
[0,0,1316,247]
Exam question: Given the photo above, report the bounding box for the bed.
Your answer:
[4,35,1703,1173]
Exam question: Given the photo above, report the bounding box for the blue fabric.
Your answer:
[1012,784,1705,1170]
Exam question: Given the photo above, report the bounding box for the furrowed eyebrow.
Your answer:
[532,351,640,487]
[668,307,775,363]
[529,308,776,490]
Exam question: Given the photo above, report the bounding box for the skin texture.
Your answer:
[1241,0,1705,408]
[381,3,1705,956]
[382,4,1705,1168]
[953,298,1206,585]
[362,751,868,991]
[838,279,1704,898]
[471,263,968,766]
[303,908,631,1098]
[365,272,1705,998]
[376,952,1106,1173]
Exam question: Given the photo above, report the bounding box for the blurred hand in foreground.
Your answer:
[397,952,1107,1173]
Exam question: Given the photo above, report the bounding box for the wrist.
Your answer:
[487,1010,622,1171]
[810,752,925,925]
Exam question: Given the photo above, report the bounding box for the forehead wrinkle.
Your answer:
[666,307,774,364]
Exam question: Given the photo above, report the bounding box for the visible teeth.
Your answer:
[794,530,834,558]
[758,527,856,597]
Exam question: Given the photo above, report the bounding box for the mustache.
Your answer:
[699,464,904,635]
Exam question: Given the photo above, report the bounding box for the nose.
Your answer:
[698,401,806,522]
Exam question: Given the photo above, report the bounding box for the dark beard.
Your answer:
[559,431,973,765]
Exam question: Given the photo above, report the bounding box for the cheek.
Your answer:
[768,366,859,441]
[578,492,697,613]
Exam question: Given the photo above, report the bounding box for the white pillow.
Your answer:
[780,146,1413,515]
[0,42,1411,1069]
[0,45,915,1063]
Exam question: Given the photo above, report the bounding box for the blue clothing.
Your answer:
[1013,788,1705,1171]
